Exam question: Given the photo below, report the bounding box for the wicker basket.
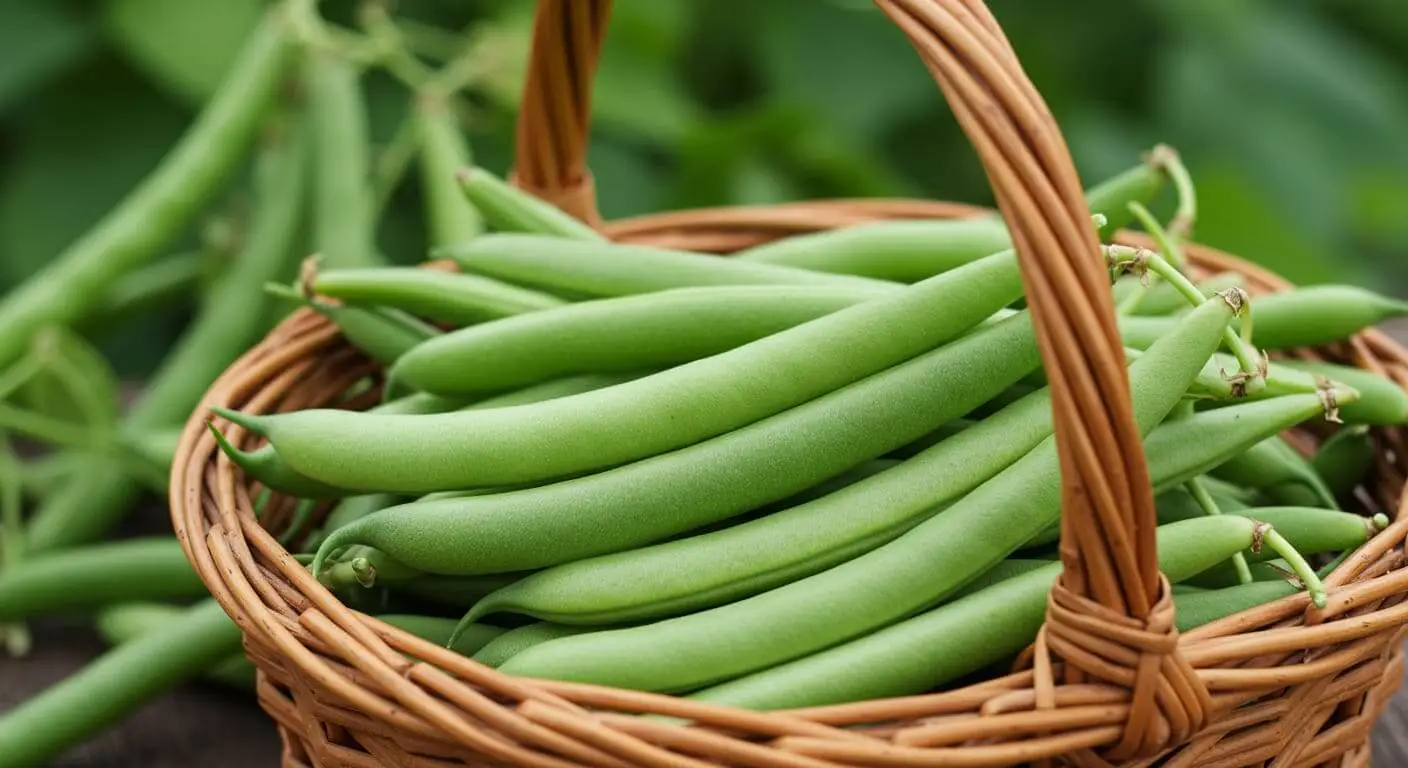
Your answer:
[171,1,1408,765]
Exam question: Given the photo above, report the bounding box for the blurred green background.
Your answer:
[3,0,1406,378]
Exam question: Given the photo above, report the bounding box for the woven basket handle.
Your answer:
[514,0,1196,757]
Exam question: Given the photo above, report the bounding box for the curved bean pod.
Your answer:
[225,372,650,500]
[219,249,1027,493]
[305,49,380,269]
[466,385,1058,626]
[0,9,293,368]
[387,286,880,396]
[1119,284,1408,352]
[0,538,206,623]
[440,233,899,298]
[489,297,1246,690]
[415,93,482,248]
[734,161,1162,281]
[688,515,1303,710]
[96,603,256,692]
[314,311,1043,576]
[0,599,242,768]
[455,166,604,241]
[312,267,566,326]
[1154,501,1382,562]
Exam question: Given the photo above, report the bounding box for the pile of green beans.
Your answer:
[3,6,1408,759]
[188,150,1408,709]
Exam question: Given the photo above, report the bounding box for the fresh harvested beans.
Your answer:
[734,160,1163,282]
[311,266,566,326]
[215,249,1028,493]
[387,285,881,396]
[441,233,900,297]
[1118,284,1408,352]
[688,515,1317,710]
[415,93,483,248]
[314,311,1043,575]
[228,372,653,500]
[455,166,604,242]
[466,385,1059,626]
[0,538,207,623]
[488,296,1250,690]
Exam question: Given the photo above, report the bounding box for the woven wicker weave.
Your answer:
[171,1,1408,765]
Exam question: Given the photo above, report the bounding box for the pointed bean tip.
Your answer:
[209,406,269,438]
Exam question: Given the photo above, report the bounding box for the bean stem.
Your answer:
[358,1,433,89]
[1109,237,1267,395]
[1145,144,1198,239]
[1259,527,1328,608]
[1186,477,1254,584]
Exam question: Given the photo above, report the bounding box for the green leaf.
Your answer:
[0,1,92,114]
[101,0,265,105]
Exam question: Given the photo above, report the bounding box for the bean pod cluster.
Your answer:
[196,156,1408,709]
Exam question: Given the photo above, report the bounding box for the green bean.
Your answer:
[1119,285,1408,352]
[1274,360,1408,426]
[267,283,440,366]
[1154,499,1382,561]
[209,424,350,499]
[1172,581,1299,632]
[688,515,1313,710]
[1312,425,1376,499]
[311,267,565,326]
[0,9,292,369]
[387,286,883,396]
[472,623,600,668]
[24,108,311,555]
[305,49,381,269]
[416,92,482,247]
[228,373,646,500]
[0,538,207,622]
[1209,437,1338,510]
[733,160,1162,281]
[0,599,242,768]
[440,234,900,299]
[218,249,1026,493]
[314,310,1043,577]
[96,603,256,692]
[466,385,1058,626]
[454,166,604,241]
[489,296,1249,690]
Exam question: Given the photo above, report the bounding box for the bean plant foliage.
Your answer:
[1,0,1405,378]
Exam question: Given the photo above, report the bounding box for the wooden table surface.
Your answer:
[7,320,1408,766]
